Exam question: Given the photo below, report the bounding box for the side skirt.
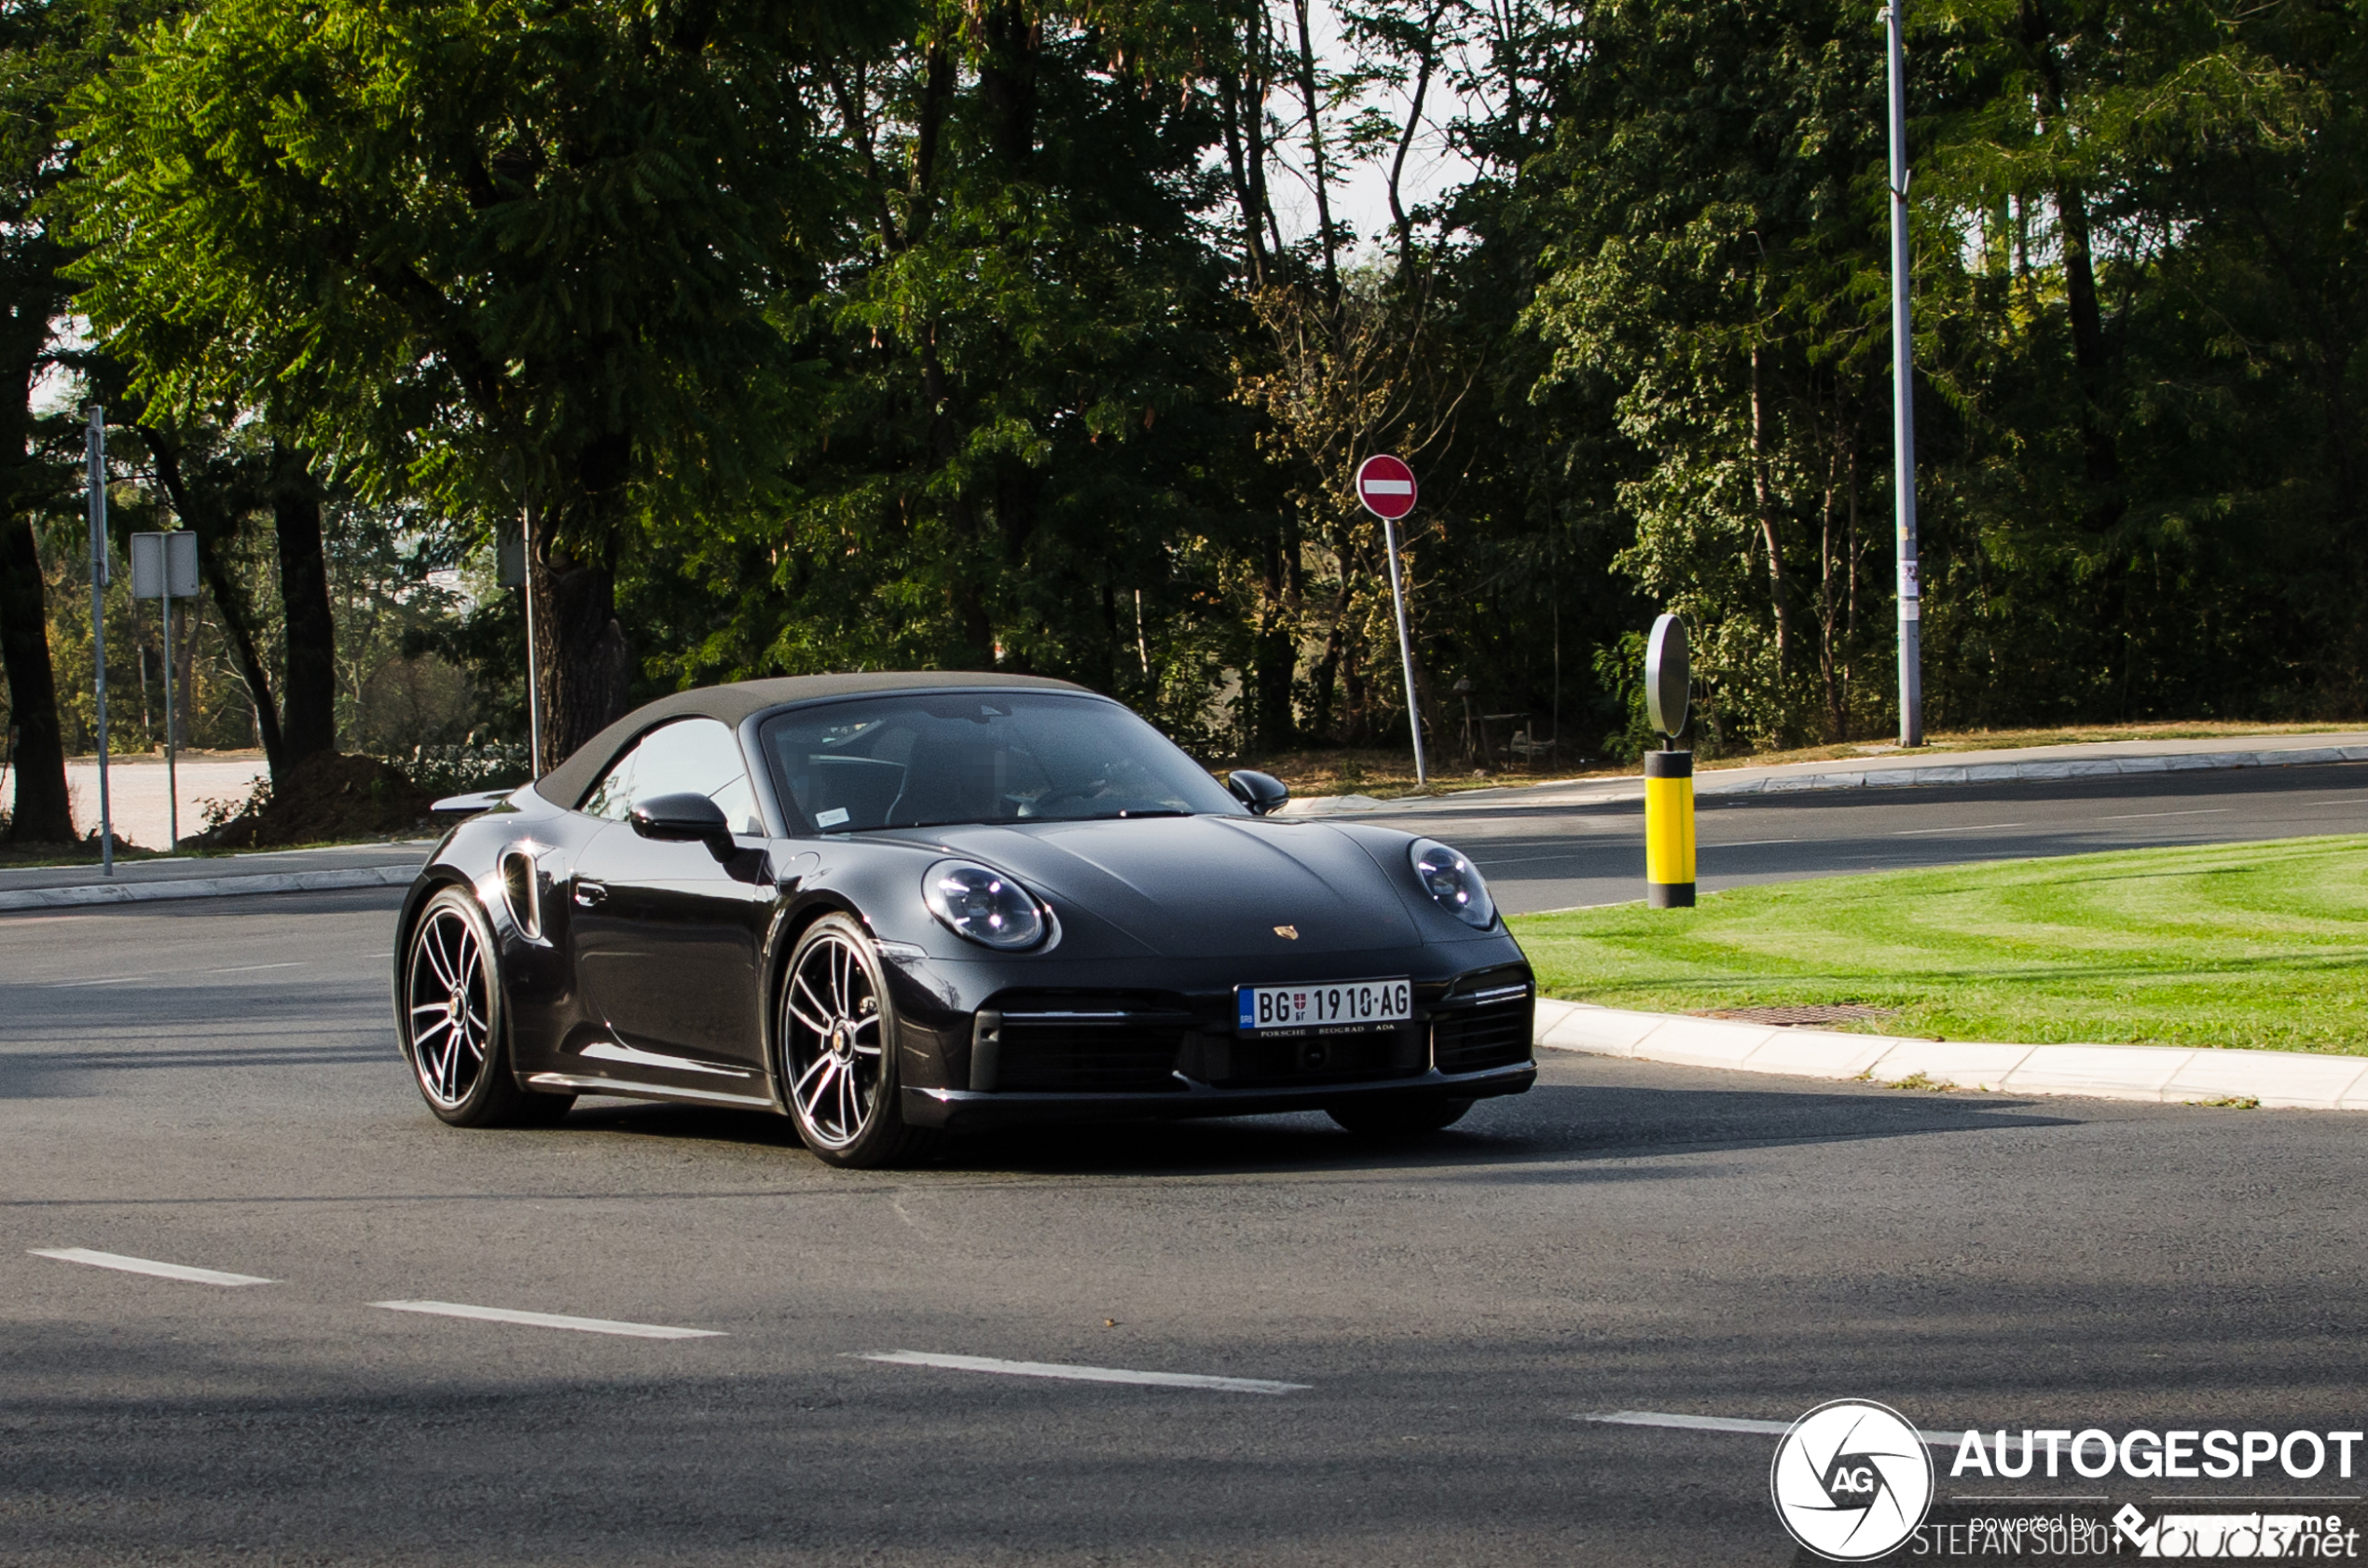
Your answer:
[524,1072,778,1111]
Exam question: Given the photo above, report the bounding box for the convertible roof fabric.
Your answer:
[533,671,1090,809]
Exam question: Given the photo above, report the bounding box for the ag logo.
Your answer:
[1769,1399,1934,1561]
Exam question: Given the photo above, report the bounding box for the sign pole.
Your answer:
[163,586,177,847]
[86,406,112,874]
[1886,0,1923,748]
[1355,454,1428,788]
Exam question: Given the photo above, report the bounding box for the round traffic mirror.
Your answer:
[1645,613,1689,739]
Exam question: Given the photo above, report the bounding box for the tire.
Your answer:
[777,914,939,1169]
[401,885,574,1129]
[1327,1095,1474,1137]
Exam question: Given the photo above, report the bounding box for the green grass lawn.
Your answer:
[1507,835,2368,1054]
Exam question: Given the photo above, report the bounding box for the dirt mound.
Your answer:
[187,752,434,849]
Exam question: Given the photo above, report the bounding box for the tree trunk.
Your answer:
[141,426,288,783]
[0,516,73,841]
[1289,0,1341,296]
[1750,344,1795,668]
[528,538,631,768]
[269,443,337,763]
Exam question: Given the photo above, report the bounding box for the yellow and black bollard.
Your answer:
[1644,749,1696,908]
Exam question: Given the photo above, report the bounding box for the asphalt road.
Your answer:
[1403,760,2368,915]
[5,878,2364,1565]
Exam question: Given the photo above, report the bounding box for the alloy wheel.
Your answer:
[780,930,883,1149]
[406,903,492,1109]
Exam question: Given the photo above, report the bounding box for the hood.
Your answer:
[919,816,1425,958]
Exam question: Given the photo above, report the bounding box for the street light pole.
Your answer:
[1885,0,1923,748]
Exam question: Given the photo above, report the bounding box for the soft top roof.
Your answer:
[533,671,1095,809]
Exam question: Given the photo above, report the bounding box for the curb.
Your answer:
[0,863,420,913]
[1284,743,2368,816]
[1532,997,2368,1112]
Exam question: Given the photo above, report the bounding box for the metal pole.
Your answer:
[521,500,544,777]
[1886,0,1923,748]
[86,406,113,873]
[1380,512,1428,786]
[164,589,178,848]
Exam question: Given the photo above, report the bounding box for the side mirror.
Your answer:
[630,792,734,856]
[1226,769,1289,817]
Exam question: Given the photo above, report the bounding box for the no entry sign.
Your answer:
[1355,454,1417,520]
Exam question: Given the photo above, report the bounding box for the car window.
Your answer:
[758,693,1240,834]
[578,718,764,834]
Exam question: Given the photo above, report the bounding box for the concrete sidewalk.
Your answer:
[0,841,434,912]
[1533,996,2368,1112]
[1283,729,2368,817]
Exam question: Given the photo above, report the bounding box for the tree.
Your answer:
[66,0,885,763]
[0,0,119,842]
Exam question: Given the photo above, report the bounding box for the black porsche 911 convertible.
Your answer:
[394,672,1535,1167]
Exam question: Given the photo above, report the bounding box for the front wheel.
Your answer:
[1327,1095,1473,1137]
[402,886,573,1129]
[778,915,938,1169]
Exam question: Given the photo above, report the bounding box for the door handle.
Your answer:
[573,879,608,908]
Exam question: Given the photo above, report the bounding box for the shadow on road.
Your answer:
[556,1077,2079,1183]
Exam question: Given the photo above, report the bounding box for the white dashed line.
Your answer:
[1576,1409,1961,1448]
[371,1300,724,1339]
[1893,822,2026,836]
[207,962,306,974]
[856,1349,1309,1395]
[44,976,146,988]
[1707,838,1804,848]
[2097,808,2232,820]
[30,1247,275,1286]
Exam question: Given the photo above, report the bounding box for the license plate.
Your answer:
[1236,979,1412,1036]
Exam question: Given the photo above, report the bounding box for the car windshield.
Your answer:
[757,692,1243,834]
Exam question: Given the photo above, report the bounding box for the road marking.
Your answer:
[1708,838,1803,848]
[208,962,306,974]
[855,1349,1309,1395]
[2097,808,2232,820]
[1575,1410,1962,1448]
[371,1300,724,1339]
[1893,822,2025,835]
[43,976,147,988]
[1470,852,1591,866]
[31,1247,275,1286]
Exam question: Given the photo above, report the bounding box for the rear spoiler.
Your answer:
[429,788,516,819]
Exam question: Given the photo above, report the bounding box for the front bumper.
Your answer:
[902,1058,1536,1129]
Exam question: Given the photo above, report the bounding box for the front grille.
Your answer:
[1196,1025,1425,1088]
[1432,991,1534,1074]
[985,999,1189,1093]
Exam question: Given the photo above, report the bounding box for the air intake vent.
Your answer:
[982,997,1191,1093]
[499,850,540,942]
[1432,993,1532,1073]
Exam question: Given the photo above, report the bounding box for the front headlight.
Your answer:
[1410,838,1496,929]
[923,860,1048,950]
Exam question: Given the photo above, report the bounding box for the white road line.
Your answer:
[30,1247,275,1286]
[1707,838,1804,848]
[1893,822,2026,835]
[207,962,306,974]
[371,1300,724,1340]
[2097,808,2232,820]
[44,976,147,988]
[856,1349,1309,1395]
[1576,1410,1963,1448]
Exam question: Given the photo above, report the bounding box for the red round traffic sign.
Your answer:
[1355,454,1418,520]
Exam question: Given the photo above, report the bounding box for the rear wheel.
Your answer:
[402,886,573,1129]
[778,915,938,1168]
[1327,1095,1473,1137]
